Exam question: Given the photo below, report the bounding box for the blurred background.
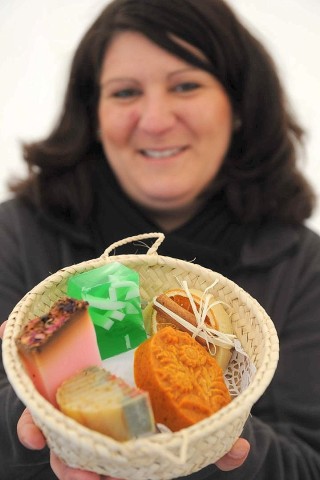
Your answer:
[1,0,319,231]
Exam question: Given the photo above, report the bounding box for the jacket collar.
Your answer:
[38,197,301,270]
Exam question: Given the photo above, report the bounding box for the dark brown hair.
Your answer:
[11,0,316,224]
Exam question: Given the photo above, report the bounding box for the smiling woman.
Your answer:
[1,1,320,480]
[1,0,320,233]
[97,32,233,228]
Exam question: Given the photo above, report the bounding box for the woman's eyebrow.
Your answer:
[101,67,201,85]
[100,77,139,88]
[168,66,201,77]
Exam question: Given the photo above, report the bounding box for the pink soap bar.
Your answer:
[16,297,102,407]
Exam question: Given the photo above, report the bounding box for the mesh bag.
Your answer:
[2,233,279,480]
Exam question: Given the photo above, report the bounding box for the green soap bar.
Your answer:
[67,262,147,359]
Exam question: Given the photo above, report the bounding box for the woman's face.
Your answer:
[98,31,233,215]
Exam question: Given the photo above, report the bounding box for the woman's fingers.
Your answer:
[17,409,123,480]
[0,320,7,339]
[49,437,250,478]
[2,323,46,451]
[50,451,99,480]
[50,451,101,480]
[17,408,47,450]
[50,451,124,480]
[215,438,250,471]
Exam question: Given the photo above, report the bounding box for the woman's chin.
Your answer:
[134,191,205,226]
[136,194,193,213]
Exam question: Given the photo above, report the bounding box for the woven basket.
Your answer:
[3,233,279,480]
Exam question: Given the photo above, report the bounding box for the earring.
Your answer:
[233,116,242,131]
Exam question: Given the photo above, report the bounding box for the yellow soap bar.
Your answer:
[56,366,156,441]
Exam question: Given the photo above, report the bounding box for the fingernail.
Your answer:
[228,444,249,460]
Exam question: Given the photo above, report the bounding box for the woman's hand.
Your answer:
[17,408,250,478]
[0,319,7,339]
[50,450,121,480]
[18,408,123,480]
[1,319,250,478]
[49,439,249,479]
[216,437,250,471]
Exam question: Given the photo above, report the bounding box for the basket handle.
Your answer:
[101,232,165,258]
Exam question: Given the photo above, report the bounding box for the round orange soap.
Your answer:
[134,326,231,431]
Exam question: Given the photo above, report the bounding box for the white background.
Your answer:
[1,0,319,232]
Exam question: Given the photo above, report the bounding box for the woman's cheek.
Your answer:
[99,106,138,144]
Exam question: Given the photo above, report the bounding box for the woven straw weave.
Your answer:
[2,233,279,480]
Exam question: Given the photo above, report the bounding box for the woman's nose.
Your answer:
[138,93,176,134]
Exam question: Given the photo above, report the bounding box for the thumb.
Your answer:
[17,408,47,450]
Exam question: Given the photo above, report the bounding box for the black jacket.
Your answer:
[1,197,320,480]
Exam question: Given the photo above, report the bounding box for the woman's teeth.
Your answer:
[142,147,183,159]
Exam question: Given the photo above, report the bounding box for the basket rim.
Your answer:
[3,251,279,458]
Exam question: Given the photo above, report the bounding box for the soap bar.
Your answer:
[56,365,156,441]
[67,262,147,359]
[16,297,102,407]
[134,326,232,432]
[147,287,234,372]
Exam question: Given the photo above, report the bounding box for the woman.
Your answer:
[1,0,320,479]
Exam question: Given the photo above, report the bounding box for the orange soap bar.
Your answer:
[16,297,102,407]
[134,326,231,431]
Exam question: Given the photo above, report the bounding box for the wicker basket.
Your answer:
[2,233,279,480]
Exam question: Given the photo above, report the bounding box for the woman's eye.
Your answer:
[112,88,140,99]
[173,82,200,93]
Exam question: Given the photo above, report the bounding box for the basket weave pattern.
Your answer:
[3,233,279,480]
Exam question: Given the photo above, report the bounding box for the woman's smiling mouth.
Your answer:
[140,146,187,159]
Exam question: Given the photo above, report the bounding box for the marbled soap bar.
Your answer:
[16,297,102,407]
[56,365,156,441]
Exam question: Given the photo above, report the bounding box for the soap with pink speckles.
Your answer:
[16,297,102,407]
